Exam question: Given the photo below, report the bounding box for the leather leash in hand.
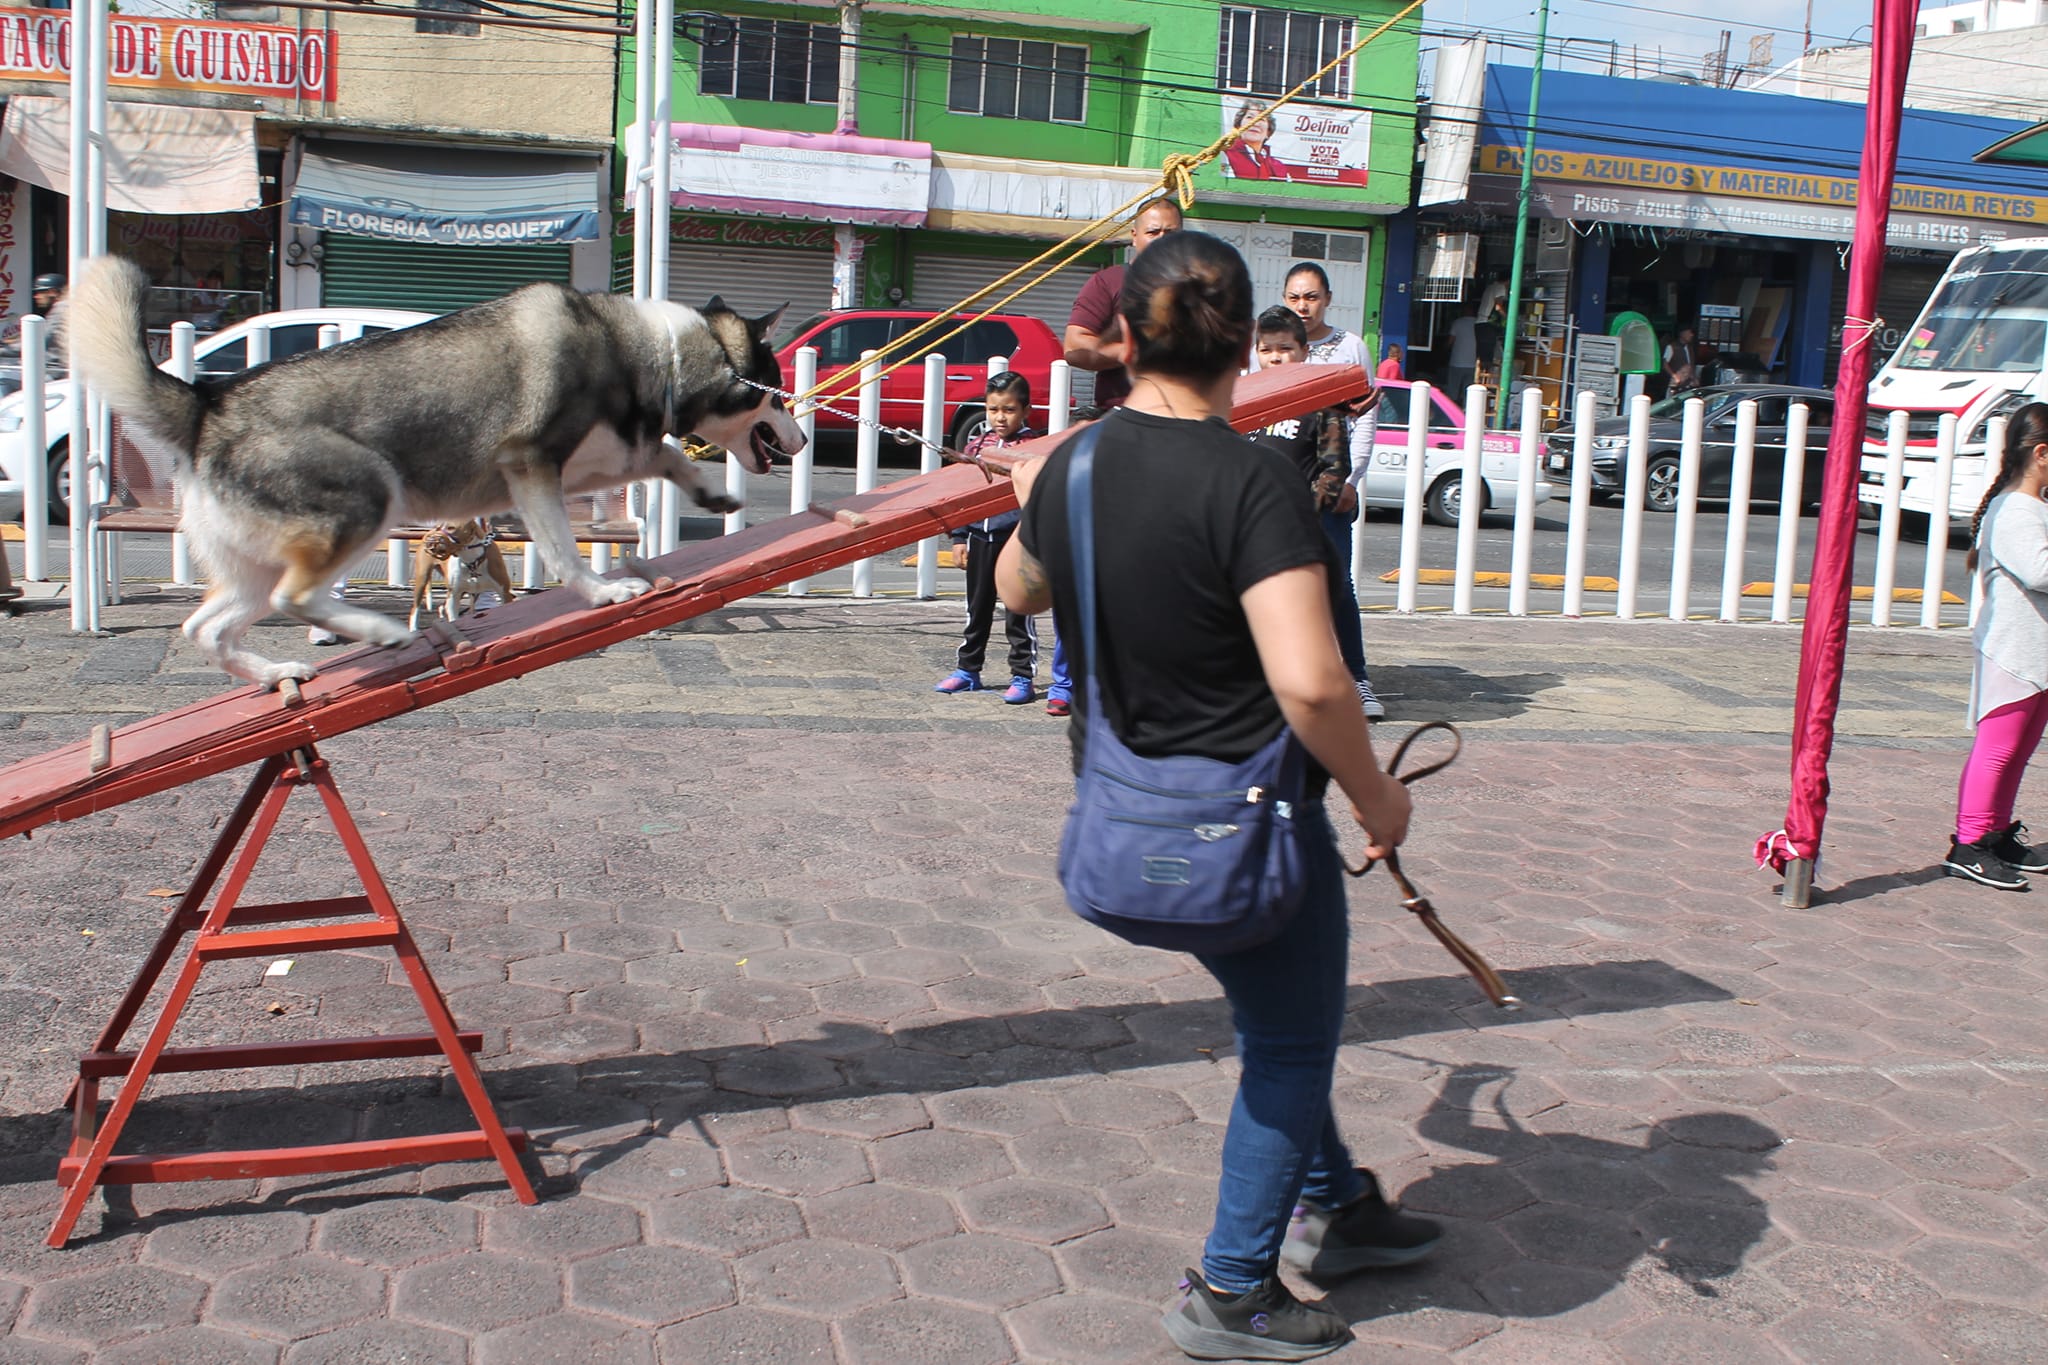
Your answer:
[1344,721,1521,1011]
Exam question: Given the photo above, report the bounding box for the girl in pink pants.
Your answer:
[1949,403,2048,890]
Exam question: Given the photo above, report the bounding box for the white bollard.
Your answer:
[1617,393,1651,620]
[1668,396,1705,622]
[988,354,1009,383]
[1508,388,1539,616]
[1395,382,1430,614]
[1719,399,1758,622]
[916,353,946,599]
[1048,359,1073,433]
[1772,403,1810,624]
[787,345,818,596]
[723,445,746,537]
[850,350,880,598]
[67,373,93,631]
[20,315,47,582]
[1922,413,1959,630]
[1453,385,1486,615]
[1871,408,1908,627]
[166,322,196,586]
[1561,390,1595,618]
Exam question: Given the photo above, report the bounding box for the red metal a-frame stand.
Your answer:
[50,746,533,1246]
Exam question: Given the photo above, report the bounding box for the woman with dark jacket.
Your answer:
[995,232,1437,1361]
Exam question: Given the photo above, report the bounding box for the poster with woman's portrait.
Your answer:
[1219,99,1372,188]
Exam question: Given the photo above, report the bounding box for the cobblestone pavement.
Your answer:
[0,588,2040,1364]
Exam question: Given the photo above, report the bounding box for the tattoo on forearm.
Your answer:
[1018,552,1050,598]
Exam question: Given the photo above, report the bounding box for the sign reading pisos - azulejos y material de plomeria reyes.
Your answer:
[0,7,335,100]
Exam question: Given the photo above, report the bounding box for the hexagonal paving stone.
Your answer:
[900,1234,1061,1310]
[957,1177,1112,1245]
[734,1239,899,1316]
[1005,1293,1168,1364]
[648,1186,806,1256]
[282,1321,468,1365]
[1766,1308,1949,1365]
[20,1266,207,1346]
[1051,1078,1193,1133]
[475,1312,655,1365]
[483,1195,642,1260]
[1771,1192,1920,1251]
[0,1338,86,1365]
[1764,1246,1941,1320]
[803,1183,960,1250]
[1053,1227,1187,1302]
[1010,1126,1152,1186]
[710,1048,845,1098]
[789,1092,929,1140]
[837,1300,1013,1365]
[569,1244,734,1327]
[313,1198,480,1268]
[511,1013,640,1065]
[393,1252,563,1333]
[870,1129,1012,1189]
[655,1305,835,1364]
[143,1209,310,1274]
[924,1088,1061,1137]
[211,1255,386,1338]
[95,1326,277,1365]
[721,1130,871,1197]
[1901,1237,2048,1304]
[1099,1172,1215,1238]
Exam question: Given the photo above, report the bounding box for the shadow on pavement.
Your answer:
[1811,863,1949,906]
[1325,1062,1779,1329]
[1372,663,1564,723]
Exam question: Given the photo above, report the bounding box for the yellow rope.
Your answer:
[793,0,1425,414]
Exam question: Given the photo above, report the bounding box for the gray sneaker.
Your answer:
[1282,1169,1441,1278]
[1163,1269,1351,1361]
[1945,835,2029,890]
[1354,676,1386,720]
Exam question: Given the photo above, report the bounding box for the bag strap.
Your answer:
[1063,421,1108,772]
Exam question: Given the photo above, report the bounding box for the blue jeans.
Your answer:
[1195,804,1365,1291]
[1049,630,1073,700]
[1321,511,1368,682]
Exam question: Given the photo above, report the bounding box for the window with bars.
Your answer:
[416,0,482,37]
[948,36,1088,123]
[699,18,840,105]
[1216,6,1354,102]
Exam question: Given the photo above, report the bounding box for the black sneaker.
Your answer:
[1945,836,2030,891]
[1282,1169,1442,1278]
[1163,1269,1352,1361]
[1990,821,2048,873]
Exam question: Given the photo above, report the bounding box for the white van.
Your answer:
[1859,238,2048,523]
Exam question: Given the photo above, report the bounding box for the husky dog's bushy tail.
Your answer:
[59,257,203,460]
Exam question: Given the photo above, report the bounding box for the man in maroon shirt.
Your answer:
[1063,196,1182,413]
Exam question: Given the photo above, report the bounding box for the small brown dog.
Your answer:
[408,520,516,629]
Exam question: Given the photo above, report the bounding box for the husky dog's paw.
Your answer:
[358,620,416,648]
[695,490,744,515]
[260,661,319,689]
[586,576,654,606]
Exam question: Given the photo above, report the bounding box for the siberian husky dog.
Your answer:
[60,257,805,687]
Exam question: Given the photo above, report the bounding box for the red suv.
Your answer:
[775,309,1066,447]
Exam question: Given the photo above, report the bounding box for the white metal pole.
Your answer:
[916,353,946,599]
[1921,412,1959,630]
[20,316,47,582]
[1048,358,1072,433]
[167,322,196,585]
[1772,403,1809,624]
[1507,387,1539,616]
[1395,382,1430,614]
[83,0,110,625]
[1718,399,1758,622]
[787,346,818,596]
[631,0,654,300]
[1668,396,1705,621]
[1871,407,1908,627]
[1561,389,1594,618]
[1616,393,1651,620]
[1453,384,1485,615]
[850,349,880,597]
[65,0,94,632]
[651,0,673,297]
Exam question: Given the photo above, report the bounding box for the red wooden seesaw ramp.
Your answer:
[0,363,1365,1245]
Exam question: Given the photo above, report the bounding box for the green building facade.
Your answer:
[617,0,1418,356]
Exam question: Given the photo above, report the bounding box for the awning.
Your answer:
[1976,121,2048,166]
[0,97,259,215]
[927,151,1161,238]
[290,141,602,246]
[669,124,930,228]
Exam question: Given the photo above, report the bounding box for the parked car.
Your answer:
[1549,384,1836,513]
[0,307,434,524]
[774,309,1066,448]
[1359,380,1555,526]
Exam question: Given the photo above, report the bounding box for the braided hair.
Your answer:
[1967,402,2048,572]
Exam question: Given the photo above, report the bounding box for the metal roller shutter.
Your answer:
[318,238,573,314]
[909,253,1093,342]
[661,244,837,325]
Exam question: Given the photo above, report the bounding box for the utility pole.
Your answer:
[831,0,863,309]
[1494,0,1551,426]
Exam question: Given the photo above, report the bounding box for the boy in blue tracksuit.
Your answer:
[935,372,1043,704]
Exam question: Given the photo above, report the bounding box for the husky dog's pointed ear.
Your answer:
[752,303,788,339]
[703,294,728,314]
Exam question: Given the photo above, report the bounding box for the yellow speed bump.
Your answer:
[1742,582,1965,604]
[1381,568,1964,605]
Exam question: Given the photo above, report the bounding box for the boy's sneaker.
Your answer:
[1945,835,2030,891]
[308,626,340,646]
[934,669,983,694]
[1002,675,1036,705]
[1045,688,1072,717]
[1282,1169,1442,1278]
[1354,676,1385,720]
[1163,1270,1351,1362]
[1990,821,2048,873]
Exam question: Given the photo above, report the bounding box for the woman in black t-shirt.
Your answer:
[995,233,1435,1362]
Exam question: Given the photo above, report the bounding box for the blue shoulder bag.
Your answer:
[1055,422,1313,955]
